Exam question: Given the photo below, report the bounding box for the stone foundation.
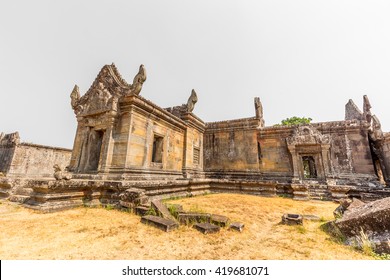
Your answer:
[8,177,388,212]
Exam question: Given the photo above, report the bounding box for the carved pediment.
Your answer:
[70,64,147,116]
[286,126,330,146]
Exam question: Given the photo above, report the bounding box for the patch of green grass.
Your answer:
[145,207,157,216]
[105,204,115,211]
[373,253,390,260]
[296,225,307,234]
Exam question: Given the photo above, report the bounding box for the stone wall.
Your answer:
[204,117,261,174]
[203,119,379,185]
[7,143,71,178]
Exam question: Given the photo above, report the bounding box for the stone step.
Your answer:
[177,212,211,225]
[229,222,245,232]
[8,195,30,204]
[141,215,179,232]
[193,223,220,234]
[210,214,229,227]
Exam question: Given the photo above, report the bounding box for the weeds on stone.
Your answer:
[105,204,115,211]
[167,204,180,218]
[354,228,375,256]
[145,207,157,216]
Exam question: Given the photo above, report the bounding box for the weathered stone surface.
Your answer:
[141,215,179,232]
[119,188,149,209]
[229,222,245,232]
[177,212,211,225]
[53,164,72,180]
[151,200,176,220]
[328,185,351,201]
[291,184,309,201]
[333,198,365,219]
[335,197,390,237]
[193,223,220,234]
[282,214,303,225]
[210,214,229,227]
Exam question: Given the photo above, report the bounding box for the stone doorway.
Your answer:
[79,129,105,172]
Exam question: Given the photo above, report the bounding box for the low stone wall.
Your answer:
[8,143,71,178]
[16,176,389,212]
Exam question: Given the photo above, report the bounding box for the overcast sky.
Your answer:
[1,0,390,149]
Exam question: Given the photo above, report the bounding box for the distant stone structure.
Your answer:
[1,63,390,211]
[0,132,71,202]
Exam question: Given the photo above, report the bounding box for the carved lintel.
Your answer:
[186,89,198,112]
[286,126,331,146]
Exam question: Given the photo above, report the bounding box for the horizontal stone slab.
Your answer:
[229,222,244,232]
[193,223,220,234]
[141,215,179,232]
[210,214,229,227]
[177,212,211,225]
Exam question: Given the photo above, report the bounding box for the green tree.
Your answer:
[278,116,312,126]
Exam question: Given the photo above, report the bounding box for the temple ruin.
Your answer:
[1,63,390,211]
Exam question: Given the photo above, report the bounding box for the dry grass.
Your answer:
[0,194,374,260]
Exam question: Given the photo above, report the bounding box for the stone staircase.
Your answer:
[308,184,331,200]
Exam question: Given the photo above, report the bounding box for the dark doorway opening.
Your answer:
[302,156,317,179]
[152,135,163,163]
[85,130,104,171]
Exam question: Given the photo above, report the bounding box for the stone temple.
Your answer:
[1,64,390,211]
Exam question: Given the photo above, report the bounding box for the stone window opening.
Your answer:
[193,147,200,165]
[152,135,163,163]
[302,156,317,179]
[257,142,262,161]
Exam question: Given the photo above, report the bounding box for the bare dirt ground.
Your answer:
[0,193,373,260]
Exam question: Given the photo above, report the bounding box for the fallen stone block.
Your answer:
[177,212,211,225]
[334,197,390,254]
[141,215,179,232]
[210,214,229,227]
[282,214,303,225]
[193,223,220,234]
[229,222,245,232]
[151,200,176,220]
[333,198,365,219]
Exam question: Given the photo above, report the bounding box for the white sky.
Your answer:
[1,0,390,149]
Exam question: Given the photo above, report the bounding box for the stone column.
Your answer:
[288,145,300,181]
[321,144,331,178]
[99,119,115,173]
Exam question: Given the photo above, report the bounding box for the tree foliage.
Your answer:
[277,116,312,126]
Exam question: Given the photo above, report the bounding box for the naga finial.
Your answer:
[254,97,263,119]
[70,85,82,114]
[186,89,198,112]
[129,64,147,95]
